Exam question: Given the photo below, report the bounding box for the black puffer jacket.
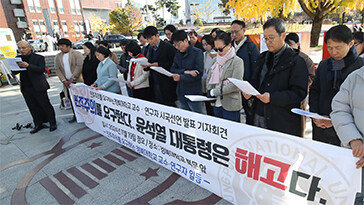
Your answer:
[251,46,308,137]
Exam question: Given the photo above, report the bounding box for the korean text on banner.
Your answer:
[69,83,361,205]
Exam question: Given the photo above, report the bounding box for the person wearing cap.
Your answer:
[54,38,84,123]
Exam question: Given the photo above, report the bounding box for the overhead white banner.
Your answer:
[69,84,361,205]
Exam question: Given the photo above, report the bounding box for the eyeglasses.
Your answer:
[263,35,280,42]
[174,41,183,48]
[231,29,242,34]
[216,44,227,52]
[354,41,361,46]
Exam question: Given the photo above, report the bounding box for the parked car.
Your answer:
[72,39,96,49]
[103,34,126,47]
[29,39,47,52]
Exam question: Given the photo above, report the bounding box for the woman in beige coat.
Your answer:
[206,31,244,122]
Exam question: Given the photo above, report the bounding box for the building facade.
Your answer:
[1,0,125,42]
[185,0,234,24]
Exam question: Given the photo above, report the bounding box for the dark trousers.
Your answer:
[133,87,153,101]
[312,124,341,146]
[214,107,240,122]
[242,98,254,125]
[21,87,56,127]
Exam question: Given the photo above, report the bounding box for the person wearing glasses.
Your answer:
[231,20,260,125]
[142,26,177,107]
[309,25,363,146]
[206,31,244,122]
[243,18,308,137]
[171,30,204,113]
[353,31,364,58]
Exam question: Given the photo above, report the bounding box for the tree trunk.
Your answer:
[310,16,323,47]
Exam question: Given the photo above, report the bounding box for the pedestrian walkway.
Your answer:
[0,77,231,204]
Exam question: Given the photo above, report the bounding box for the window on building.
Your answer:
[74,0,81,14]
[116,2,122,7]
[79,21,84,35]
[57,0,64,13]
[27,0,35,12]
[62,21,68,37]
[48,0,56,13]
[73,21,80,36]
[39,20,47,35]
[53,20,59,33]
[69,0,76,14]
[34,0,41,12]
[32,20,41,38]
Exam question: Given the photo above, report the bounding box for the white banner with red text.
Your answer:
[69,83,361,205]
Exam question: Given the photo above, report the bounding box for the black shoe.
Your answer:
[68,116,76,123]
[30,124,45,134]
[49,124,57,132]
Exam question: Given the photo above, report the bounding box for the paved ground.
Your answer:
[0,77,236,205]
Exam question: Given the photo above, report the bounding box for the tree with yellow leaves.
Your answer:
[109,3,143,36]
[226,0,299,22]
[191,0,216,24]
[298,0,358,46]
[87,13,114,34]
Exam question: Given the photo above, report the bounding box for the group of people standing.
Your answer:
[14,18,364,202]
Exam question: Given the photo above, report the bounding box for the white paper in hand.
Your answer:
[131,58,150,66]
[108,77,128,84]
[150,66,173,77]
[5,57,26,71]
[185,95,216,102]
[291,108,331,121]
[228,78,261,95]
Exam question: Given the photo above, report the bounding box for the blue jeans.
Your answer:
[214,106,240,122]
[179,96,202,113]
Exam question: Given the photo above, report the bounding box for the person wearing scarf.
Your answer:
[310,25,364,146]
[206,31,244,122]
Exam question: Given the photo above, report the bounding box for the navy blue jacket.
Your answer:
[171,44,204,97]
[232,37,260,82]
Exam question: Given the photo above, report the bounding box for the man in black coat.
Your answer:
[142,26,177,107]
[309,25,364,146]
[15,41,57,133]
[243,18,308,137]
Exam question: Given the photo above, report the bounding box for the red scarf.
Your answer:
[130,53,145,89]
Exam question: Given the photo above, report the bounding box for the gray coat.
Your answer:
[331,66,364,148]
[207,55,244,111]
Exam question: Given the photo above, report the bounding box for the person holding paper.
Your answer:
[15,41,57,133]
[206,31,244,122]
[170,30,204,113]
[91,46,120,94]
[142,26,177,107]
[231,20,260,124]
[309,25,364,146]
[331,66,364,204]
[55,38,84,123]
[125,41,152,101]
[243,18,308,137]
[201,35,217,116]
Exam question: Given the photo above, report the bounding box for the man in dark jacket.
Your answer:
[15,41,57,133]
[171,30,204,113]
[143,26,177,107]
[231,20,260,125]
[309,25,364,146]
[243,18,308,137]
[188,31,204,51]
